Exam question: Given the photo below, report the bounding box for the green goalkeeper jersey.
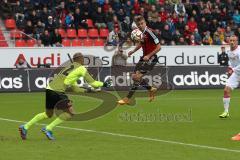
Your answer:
[47,62,103,93]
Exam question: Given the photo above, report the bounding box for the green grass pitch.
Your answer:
[1,89,240,160]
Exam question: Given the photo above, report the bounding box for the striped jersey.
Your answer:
[141,27,160,56]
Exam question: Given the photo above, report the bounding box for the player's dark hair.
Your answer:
[134,15,145,23]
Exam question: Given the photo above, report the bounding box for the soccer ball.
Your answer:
[131,29,142,42]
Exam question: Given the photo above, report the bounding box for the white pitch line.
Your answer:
[0,117,240,154]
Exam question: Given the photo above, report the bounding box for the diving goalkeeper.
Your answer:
[19,53,111,140]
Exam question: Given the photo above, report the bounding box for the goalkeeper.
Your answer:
[19,53,112,140]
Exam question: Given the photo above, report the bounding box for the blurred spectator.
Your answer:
[175,16,185,34]
[149,16,164,31]
[40,30,51,46]
[50,29,62,47]
[183,25,191,42]
[111,15,121,32]
[35,39,44,47]
[198,17,209,36]
[56,1,68,26]
[16,15,26,30]
[40,7,50,24]
[117,8,126,22]
[27,10,39,27]
[74,8,88,30]
[93,7,106,29]
[0,0,11,19]
[233,10,240,26]
[121,17,131,37]
[65,12,74,28]
[224,26,234,38]
[16,58,31,68]
[45,16,58,33]
[148,5,159,23]
[218,46,229,66]
[124,0,133,17]
[193,29,202,45]
[174,0,186,16]
[107,27,120,46]
[80,0,91,19]
[189,35,197,45]
[187,17,197,33]
[159,7,168,23]
[161,24,173,45]
[34,21,45,39]
[66,0,76,13]
[105,7,115,31]
[177,37,187,45]
[166,17,175,33]
[213,27,224,45]
[112,46,128,66]
[103,0,110,13]
[13,1,24,21]
[24,20,34,37]
[164,0,173,13]
[202,31,213,45]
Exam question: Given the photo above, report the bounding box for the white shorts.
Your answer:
[226,73,240,90]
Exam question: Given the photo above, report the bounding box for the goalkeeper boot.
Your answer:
[19,125,27,140]
[117,97,130,105]
[219,112,229,118]
[231,133,240,141]
[149,87,157,102]
[41,127,55,140]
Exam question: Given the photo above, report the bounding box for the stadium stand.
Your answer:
[0,0,240,47]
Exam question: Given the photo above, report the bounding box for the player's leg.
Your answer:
[219,73,239,118]
[19,90,54,140]
[42,98,73,140]
[118,71,143,105]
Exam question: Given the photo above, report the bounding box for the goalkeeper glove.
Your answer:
[103,77,112,88]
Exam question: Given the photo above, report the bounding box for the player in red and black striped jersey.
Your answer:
[118,15,161,105]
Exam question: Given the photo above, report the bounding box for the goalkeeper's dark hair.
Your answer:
[73,52,84,64]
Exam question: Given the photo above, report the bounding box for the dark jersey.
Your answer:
[141,27,160,57]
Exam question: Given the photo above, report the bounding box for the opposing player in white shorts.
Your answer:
[220,35,240,119]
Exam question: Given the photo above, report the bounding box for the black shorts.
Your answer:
[45,89,71,110]
[134,55,158,74]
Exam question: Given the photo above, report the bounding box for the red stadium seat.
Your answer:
[58,29,66,38]
[88,29,99,38]
[78,29,87,38]
[10,30,22,39]
[99,28,109,38]
[0,41,8,47]
[0,36,5,40]
[72,39,82,46]
[5,19,16,29]
[26,39,36,47]
[82,39,93,46]
[94,39,104,46]
[86,19,94,28]
[67,29,77,38]
[62,39,71,47]
[15,39,26,47]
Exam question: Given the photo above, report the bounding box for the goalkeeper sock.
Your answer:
[140,79,152,90]
[223,97,230,113]
[24,112,48,130]
[46,112,72,131]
